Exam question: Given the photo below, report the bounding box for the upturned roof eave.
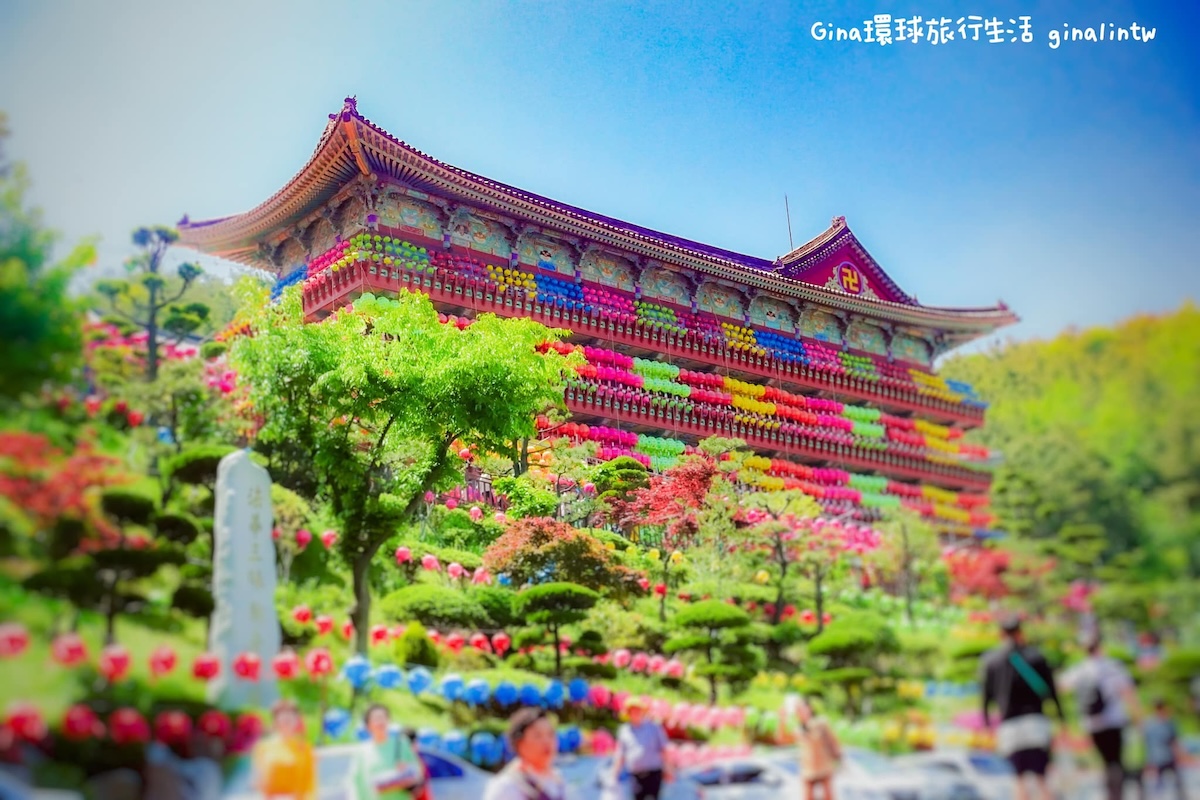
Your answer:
[178,99,1018,335]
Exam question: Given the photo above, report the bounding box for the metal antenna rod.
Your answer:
[785,194,794,251]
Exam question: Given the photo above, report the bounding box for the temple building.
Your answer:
[180,98,1017,536]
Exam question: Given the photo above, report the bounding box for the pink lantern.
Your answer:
[148,645,177,678]
[472,566,491,585]
[391,625,407,640]
[6,703,46,741]
[612,649,632,669]
[447,562,465,579]
[665,659,685,679]
[233,652,261,681]
[0,623,29,658]
[648,655,666,674]
[494,512,508,524]
[630,652,649,672]
[51,633,87,667]
[305,648,333,678]
[637,578,650,591]
[291,605,313,624]
[99,645,131,682]
[591,729,615,755]
[458,448,473,460]
[424,491,436,504]
[192,653,220,681]
[611,691,630,713]
[154,710,193,745]
[395,546,412,565]
[320,530,338,548]
[469,506,483,522]
[421,554,441,571]
[295,528,312,549]
[491,632,511,655]
[428,630,442,645]
[672,702,692,723]
[62,704,103,741]
[589,685,612,707]
[272,650,300,680]
[444,498,458,511]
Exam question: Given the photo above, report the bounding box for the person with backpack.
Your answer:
[1061,632,1142,800]
[980,614,1065,800]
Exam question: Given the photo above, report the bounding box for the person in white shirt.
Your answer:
[484,708,567,800]
[612,697,673,799]
[1061,632,1141,800]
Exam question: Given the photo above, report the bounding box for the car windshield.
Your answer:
[968,753,1015,775]
[846,750,894,775]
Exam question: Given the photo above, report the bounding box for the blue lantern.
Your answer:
[562,725,582,752]
[465,679,491,706]
[375,664,405,690]
[519,683,542,707]
[470,731,500,766]
[440,673,465,702]
[322,709,351,739]
[443,730,468,757]
[355,725,371,741]
[543,680,565,708]
[498,573,512,587]
[407,666,434,695]
[567,678,589,704]
[342,655,373,690]
[416,728,442,751]
[494,681,518,706]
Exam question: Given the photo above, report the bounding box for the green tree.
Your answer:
[232,287,571,653]
[380,584,491,630]
[665,599,757,704]
[737,491,824,625]
[873,509,942,627]
[0,112,96,400]
[94,226,205,381]
[513,582,600,677]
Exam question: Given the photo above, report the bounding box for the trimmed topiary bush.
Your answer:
[380,584,490,630]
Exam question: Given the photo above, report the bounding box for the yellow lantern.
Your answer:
[669,551,684,566]
[647,549,661,562]
[754,570,770,585]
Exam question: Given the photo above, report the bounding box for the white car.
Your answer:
[769,747,983,800]
[893,750,1017,800]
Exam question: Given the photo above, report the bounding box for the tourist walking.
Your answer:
[612,697,672,800]
[980,614,1065,800]
[251,700,316,800]
[1143,699,1188,799]
[484,708,567,800]
[782,694,841,800]
[356,705,426,799]
[1061,632,1141,800]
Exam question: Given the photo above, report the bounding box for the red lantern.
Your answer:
[51,633,87,667]
[148,645,177,678]
[272,527,282,540]
[341,620,355,640]
[0,623,29,658]
[491,632,511,655]
[108,708,150,745]
[99,645,131,682]
[653,583,667,596]
[370,624,389,646]
[61,704,103,741]
[232,713,264,749]
[192,653,221,681]
[304,648,333,678]
[469,633,490,651]
[197,710,231,740]
[394,546,412,565]
[637,577,650,591]
[315,615,334,635]
[320,530,338,548]
[295,529,312,549]
[445,633,465,653]
[6,703,46,741]
[154,710,193,745]
[233,652,261,681]
[272,650,300,680]
[292,605,313,624]
[458,448,472,460]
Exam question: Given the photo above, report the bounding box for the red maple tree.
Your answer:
[621,455,722,550]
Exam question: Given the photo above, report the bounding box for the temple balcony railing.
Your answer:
[301,261,989,429]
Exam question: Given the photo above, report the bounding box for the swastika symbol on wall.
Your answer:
[839,264,863,294]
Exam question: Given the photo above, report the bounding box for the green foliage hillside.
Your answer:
[942,304,1200,578]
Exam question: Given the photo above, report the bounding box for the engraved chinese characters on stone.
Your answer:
[208,450,281,709]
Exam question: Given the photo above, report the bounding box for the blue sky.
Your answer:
[0,0,1196,351]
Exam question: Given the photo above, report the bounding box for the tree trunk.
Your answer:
[552,625,562,677]
[147,281,160,382]
[904,574,915,628]
[104,577,119,646]
[708,674,718,705]
[351,552,373,655]
[814,572,825,635]
[772,555,788,625]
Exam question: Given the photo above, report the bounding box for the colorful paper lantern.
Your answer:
[315,615,334,635]
[192,653,220,681]
[6,703,45,741]
[154,710,192,745]
[148,645,177,678]
[375,664,404,690]
[50,633,87,667]
[320,530,338,548]
[61,704,103,741]
[491,632,511,655]
[108,708,150,745]
[342,655,373,690]
[0,623,29,659]
[295,528,312,549]
[197,710,231,740]
[305,648,334,678]
[233,652,261,681]
[272,650,300,680]
[395,546,412,565]
[98,645,132,682]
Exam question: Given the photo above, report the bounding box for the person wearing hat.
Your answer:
[980,613,1065,800]
[612,697,672,800]
[484,708,567,800]
[1060,631,1141,800]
